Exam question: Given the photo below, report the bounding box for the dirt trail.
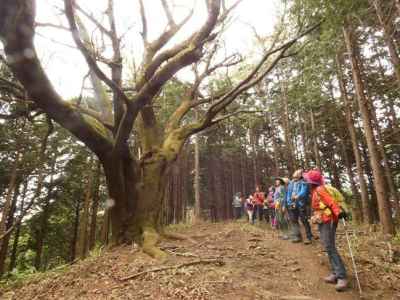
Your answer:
[0,221,395,299]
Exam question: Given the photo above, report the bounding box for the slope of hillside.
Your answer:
[1,222,398,300]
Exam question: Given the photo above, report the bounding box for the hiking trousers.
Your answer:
[288,206,313,241]
[252,204,264,222]
[233,206,242,219]
[263,208,270,223]
[318,222,347,279]
[275,209,288,232]
[247,210,254,224]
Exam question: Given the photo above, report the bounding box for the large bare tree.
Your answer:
[0,0,317,258]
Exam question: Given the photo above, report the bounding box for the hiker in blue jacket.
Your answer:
[286,169,313,244]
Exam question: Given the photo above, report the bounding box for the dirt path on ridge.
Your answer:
[1,221,394,300]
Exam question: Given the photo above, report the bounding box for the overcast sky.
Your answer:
[34,0,282,98]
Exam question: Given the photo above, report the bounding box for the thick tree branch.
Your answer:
[176,22,321,139]
[138,0,148,44]
[64,0,130,107]
[105,0,125,132]
[210,110,263,125]
[0,0,113,155]
[72,104,114,131]
[75,3,113,37]
[206,22,321,116]
[138,4,194,89]
[35,22,69,31]
[113,0,222,155]
[76,18,114,125]
[164,50,242,133]
[160,0,176,27]
[135,1,221,106]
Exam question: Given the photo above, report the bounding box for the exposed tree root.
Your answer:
[141,226,167,261]
[161,231,197,244]
[119,258,225,281]
[165,250,199,258]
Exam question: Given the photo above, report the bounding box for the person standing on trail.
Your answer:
[253,185,265,223]
[240,193,246,217]
[286,169,313,244]
[245,195,255,224]
[267,186,276,227]
[232,192,243,220]
[273,178,289,240]
[263,187,271,224]
[303,169,348,292]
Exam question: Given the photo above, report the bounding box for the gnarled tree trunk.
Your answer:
[100,145,176,259]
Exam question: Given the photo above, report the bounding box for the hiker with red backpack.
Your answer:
[253,185,265,223]
[303,169,348,292]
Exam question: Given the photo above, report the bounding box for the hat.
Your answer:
[303,169,324,186]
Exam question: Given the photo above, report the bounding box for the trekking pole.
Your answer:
[341,218,362,295]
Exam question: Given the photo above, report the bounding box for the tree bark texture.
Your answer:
[343,23,394,235]
[336,53,372,223]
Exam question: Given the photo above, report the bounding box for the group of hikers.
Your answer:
[232,169,349,292]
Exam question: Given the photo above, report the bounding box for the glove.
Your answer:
[311,213,322,224]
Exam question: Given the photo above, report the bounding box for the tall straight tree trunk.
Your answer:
[270,113,280,176]
[193,133,201,222]
[0,180,20,276]
[340,140,363,223]
[281,82,296,175]
[9,180,27,272]
[343,23,395,235]
[249,126,259,186]
[0,153,20,276]
[299,112,310,168]
[70,198,80,262]
[388,100,400,145]
[310,110,322,170]
[208,157,217,222]
[77,165,93,259]
[329,148,342,191]
[367,96,400,218]
[397,0,400,16]
[34,197,50,270]
[362,143,379,223]
[372,0,400,87]
[336,53,372,223]
[240,152,246,194]
[89,161,101,250]
[372,38,400,146]
[100,209,110,246]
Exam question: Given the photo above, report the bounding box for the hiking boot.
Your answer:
[323,274,337,284]
[304,239,312,245]
[291,238,302,243]
[335,279,348,292]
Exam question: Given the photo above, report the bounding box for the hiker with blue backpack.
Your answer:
[286,169,313,244]
[303,169,348,292]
